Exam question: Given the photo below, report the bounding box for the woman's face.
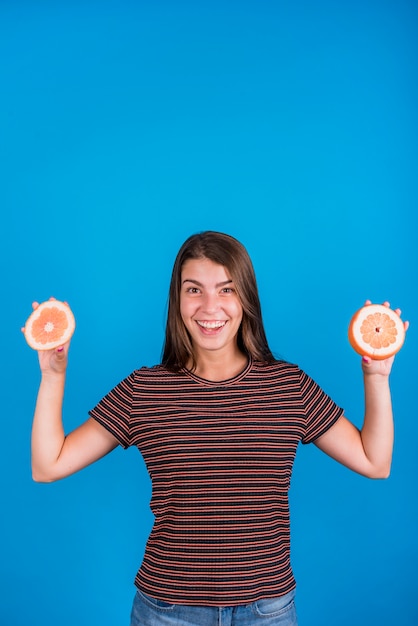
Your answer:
[180,257,243,359]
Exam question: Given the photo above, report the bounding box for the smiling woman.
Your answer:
[26,230,408,626]
[162,231,275,375]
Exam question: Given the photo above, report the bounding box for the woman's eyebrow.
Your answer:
[182,279,233,287]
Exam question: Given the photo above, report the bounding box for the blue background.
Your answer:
[1,1,417,624]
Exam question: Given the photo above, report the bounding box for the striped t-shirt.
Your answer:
[89,359,343,606]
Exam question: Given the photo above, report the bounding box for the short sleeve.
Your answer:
[299,369,344,444]
[89,372,135,448]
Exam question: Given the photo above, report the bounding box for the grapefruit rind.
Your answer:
[23,300,75,350]
[348,304,405,360]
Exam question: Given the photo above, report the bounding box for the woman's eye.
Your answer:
[187,287,200,294]
[221,287,234,294]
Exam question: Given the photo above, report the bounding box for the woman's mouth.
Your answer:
[196,320,226,333]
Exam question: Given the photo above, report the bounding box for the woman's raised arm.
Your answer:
[26,303,119,483]
[314,304,408,479]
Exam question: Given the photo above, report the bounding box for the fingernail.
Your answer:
[57,346,64,353]
[362,356,370,363]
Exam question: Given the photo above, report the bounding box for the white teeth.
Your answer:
[197,321,226,329]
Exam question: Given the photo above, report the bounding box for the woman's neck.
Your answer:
[189,349,248,382]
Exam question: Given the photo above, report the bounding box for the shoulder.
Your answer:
[248,359,306,388]
[130,364,188,384]
[251,359,301,376]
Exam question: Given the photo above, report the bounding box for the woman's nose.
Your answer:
[201,292,219,313]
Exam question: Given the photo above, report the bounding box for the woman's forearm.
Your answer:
[360,373,394,477]
[31,372,67,482]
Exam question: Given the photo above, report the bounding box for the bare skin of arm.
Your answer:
[314,366,394,479]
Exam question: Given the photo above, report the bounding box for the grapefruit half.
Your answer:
[23,300,75,350]
[348,303,405,360]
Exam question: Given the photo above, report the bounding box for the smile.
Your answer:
[196,321,226,329]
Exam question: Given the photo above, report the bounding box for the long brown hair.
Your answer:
[162,231,275,371]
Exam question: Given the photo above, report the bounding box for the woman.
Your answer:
[29,231,407,626]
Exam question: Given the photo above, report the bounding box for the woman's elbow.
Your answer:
[367,463,391,480]
[376,468,391,480]
[32,466,58,483]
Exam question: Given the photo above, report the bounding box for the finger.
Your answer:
[364,299,372,306]
[382,301,390,308]
[392,308,408,332]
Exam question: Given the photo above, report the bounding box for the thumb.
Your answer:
[52,344,69,369]
[55,344,69,359]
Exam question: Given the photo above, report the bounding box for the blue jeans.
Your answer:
[130,588,298,625]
